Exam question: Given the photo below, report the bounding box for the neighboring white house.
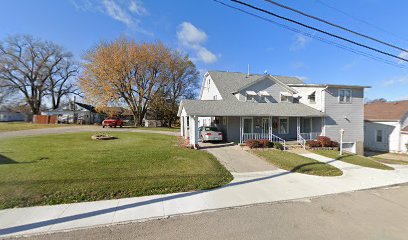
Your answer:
[41,102,104,124]
[364,100,408,153]
[178,71,369,154]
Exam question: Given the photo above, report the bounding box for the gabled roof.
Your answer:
[232,75,298,94]
[365,100,408,121]
[179,99,325,117]
[207,71,303,101]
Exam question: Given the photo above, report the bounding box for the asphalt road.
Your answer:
[15,184,408,240]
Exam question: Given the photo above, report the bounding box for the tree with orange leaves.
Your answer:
[80,37,198,126]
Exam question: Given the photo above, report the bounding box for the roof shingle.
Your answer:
[365,100,408,121]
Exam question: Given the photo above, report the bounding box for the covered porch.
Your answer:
[178,100,326,148]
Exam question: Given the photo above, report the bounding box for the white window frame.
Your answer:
[260,95,266,102]
[278,117,289,134]
[308,92,316,104]
[375,129,383,143]
[280,94,290,103]
[339,89,352,104]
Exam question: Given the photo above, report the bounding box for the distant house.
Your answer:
[41,102,104,124]
[178,71,369,154]
[144,110,162,128]
[0,107,26,122]
[364,100,408,153]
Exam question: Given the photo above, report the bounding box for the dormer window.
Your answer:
[260,95,266,102]
[308,91,316,104]
[259,91,269,103]
[246,91,257,102]
[280,92,291,102]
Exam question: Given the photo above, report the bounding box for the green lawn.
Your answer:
[0,132,232,209]
[252,150,342,176]
[0,122,70,132]
[313,150,394,170]
[371,157,408,165]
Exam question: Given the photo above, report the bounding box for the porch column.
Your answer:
[180,116,184,137]
[239,116,242,144]
[321,117,325,136]
[269,116,272,141]
[297,117,300,139]
[184,116,189,139]
[189,115,199,148]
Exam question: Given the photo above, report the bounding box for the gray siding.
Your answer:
[227,116,240,142]
[237,78,288,103]
[324,87,364,144]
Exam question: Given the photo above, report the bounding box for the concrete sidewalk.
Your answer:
[2,159,408,238]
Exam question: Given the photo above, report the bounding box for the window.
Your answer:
[280,94,289,102]
[260,95,266,102]
[339,89,352,103]
[279,117,289,134]
[376,130,383,143]
[308,92,316,104]
[207,79,210,92]
[246,95,254,102]
[213,95,217,100]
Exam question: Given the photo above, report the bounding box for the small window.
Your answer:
[246,95,254,102]
[376,130,383,143]
[213,95,217,100]
[260,95,266,102]
[308,92,316,104]
[339,89,352,103]
[279,117,289,134]
[280,94,289,102]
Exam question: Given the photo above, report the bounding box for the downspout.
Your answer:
[321,86,329,136]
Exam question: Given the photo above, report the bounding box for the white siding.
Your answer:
[364,121,401,152]
[292,86,325,111]
[401,134,408,153]
[200,75,222,101]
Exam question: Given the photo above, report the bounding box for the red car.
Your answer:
[102,118,124,128]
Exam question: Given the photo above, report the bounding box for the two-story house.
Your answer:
[178,71,369,154]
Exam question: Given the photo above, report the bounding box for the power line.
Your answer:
[229,0,408,63]
[264,0,408,54]
[315,0,408,43]
[212,0,408,69]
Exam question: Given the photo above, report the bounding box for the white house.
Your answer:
[364,100,408,153]
[178,71,369,154]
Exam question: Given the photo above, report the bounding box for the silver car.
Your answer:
[199,126,223,142]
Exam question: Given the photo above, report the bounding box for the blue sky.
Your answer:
[1,0,408,101]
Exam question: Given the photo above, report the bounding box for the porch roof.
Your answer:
[179,100,326,117]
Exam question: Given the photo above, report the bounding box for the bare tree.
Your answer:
[46,59,79,109]
[0,35,77,114]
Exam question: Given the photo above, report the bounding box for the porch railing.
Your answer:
[242,133,286,149]
[300,132,321,140]
[297,133,306,149]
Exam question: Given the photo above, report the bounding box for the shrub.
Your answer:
[266,141,274,148]
[316,136,331,147]
[246,139,262,149]
[274,142,283,150]
[306,140,321,148]
[258,139,272,148]
[330,141,339,148]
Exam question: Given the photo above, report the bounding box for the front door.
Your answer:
[243,118,253,133]
[262,118,269,134]
[301,118,311,133]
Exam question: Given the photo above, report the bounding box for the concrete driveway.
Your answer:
[200,142,277,173]
[365,151,408,161]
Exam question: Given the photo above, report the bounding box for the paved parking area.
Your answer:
[200,142,277,173]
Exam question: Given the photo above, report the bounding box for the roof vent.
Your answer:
[247,64,250,78]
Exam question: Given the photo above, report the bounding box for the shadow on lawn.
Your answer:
[0,154,18,164]
[0,170,296,236]
[0,159,343,236]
